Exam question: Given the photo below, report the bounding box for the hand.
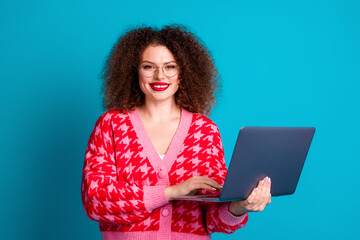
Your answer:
[165,176,222,201]
[228,177,272,216]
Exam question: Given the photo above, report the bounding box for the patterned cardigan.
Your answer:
[81,107,248,240]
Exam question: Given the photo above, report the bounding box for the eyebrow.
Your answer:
[140,60,177,65]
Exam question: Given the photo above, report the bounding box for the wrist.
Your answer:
[165,186,175,201]
[228,202,248,216]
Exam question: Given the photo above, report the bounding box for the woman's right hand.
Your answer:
[165,176,222,201]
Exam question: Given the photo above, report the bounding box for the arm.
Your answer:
[161,119,248,233]
[81,112,169,225]
[202,124,272,233]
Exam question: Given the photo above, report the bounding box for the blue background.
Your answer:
[1,0,359,239]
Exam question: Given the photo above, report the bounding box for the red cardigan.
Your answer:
[81,108,248,240]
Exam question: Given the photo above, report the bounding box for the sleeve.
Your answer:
[81,112,169,225]
[201,123,248,234]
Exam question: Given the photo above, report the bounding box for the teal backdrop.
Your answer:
[1,0,359,239]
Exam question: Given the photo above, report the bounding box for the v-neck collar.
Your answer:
[128,107,193,172]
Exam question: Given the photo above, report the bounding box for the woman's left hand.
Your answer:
[228,177,272,216]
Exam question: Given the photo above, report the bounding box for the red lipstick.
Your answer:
[149,82,170,91]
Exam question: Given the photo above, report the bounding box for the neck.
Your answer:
[138,98,181,122]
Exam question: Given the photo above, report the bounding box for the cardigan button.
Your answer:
[161,209,170,217]
[158,168,166,178]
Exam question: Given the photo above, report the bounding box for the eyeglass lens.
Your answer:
[140,63,178,77]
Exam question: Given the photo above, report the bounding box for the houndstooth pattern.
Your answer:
[81,109,247,235]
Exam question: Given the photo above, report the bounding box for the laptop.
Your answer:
[173,127,315,202]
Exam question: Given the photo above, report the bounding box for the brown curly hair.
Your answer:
[101,24,220,115]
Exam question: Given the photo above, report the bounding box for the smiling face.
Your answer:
[138,45,180,105]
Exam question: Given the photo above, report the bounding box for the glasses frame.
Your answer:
[139,62,180,78]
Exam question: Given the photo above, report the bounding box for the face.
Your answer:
[138,45,180,104]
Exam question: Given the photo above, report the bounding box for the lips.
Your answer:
[149,82,170,91]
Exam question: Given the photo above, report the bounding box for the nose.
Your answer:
[154,66,165,80]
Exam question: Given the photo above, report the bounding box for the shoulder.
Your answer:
[186,112,224,152]
[190,112,220,135]
[94,108,129,127]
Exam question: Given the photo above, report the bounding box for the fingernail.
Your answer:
[255,188,258,192]
[266,177,269,183]
[260,180,264,186]
[268,177,271,183]
[218,184,223,188]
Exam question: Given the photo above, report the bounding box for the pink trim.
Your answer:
[163,108,193,170]
[143,185,169,212]
[128,107,193,239]
[158,203,172,239]
[101,231,211,240]
[128,107,193,174]
[218,203,248,226]
[128,108,161,171]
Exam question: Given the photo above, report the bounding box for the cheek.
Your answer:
[138,75,147,85]
[173,82,179,92]
[171,77,180,88]
[175,79,180,92]
[138,76,149,92]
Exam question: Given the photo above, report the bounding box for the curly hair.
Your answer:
[101,24,220,115]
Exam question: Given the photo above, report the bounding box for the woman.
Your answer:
[81,25,271,240]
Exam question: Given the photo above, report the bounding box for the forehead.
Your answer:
[141,45,176,63]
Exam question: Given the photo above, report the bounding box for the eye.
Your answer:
[142,64,155,70]
[164,64,177,70]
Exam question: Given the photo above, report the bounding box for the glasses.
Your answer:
[139,62,180,77]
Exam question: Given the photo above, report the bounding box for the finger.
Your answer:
[207,179,223,191]
[268,177,272,194]
[194,177,223,191]
[264,177,271,200]
[246,187,258,204]
[260,177,270,199]
[183,177,221,195]
[259,177,271,208]
[255,177,267,193]
[204,177,223,189]
[178,177,222,196]
[266,178,272,204]
[210,178,223,189]
[254,177,266,199]
[249,179,264,206]
[191,182,220,192]
[256,178,265,188]
[251,177,268,209]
